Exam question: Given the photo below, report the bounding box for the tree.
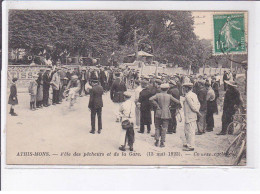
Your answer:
[9,10,119,64]
[113,11,197,65]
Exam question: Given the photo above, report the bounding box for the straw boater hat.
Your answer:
[169,80,176,85]
[71,75,78,80]
[224,80,237,87]
[123,91,132,98]
[160,83,169,89]
[183,82,193,88]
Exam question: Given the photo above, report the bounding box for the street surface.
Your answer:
[6,89,239,165]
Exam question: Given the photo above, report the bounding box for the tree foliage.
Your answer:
[9,10,119,63]
[9,10,229,68]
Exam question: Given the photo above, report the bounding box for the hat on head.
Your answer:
[115,72,121,77]
[92,79,99,83]
[160,83,169,89]
[169,80,176,85]
[155,79,163,85]
[224,80,237,87]
[123,91,132,98]
[12,77,18,82]
[141,80,149,85]
[143,75,150,80]
[183,82,193,88]
[71,75,78,80]
[198,79,206,84]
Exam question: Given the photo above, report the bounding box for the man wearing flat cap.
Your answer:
[88,79,104,134]
[149,83,180,147]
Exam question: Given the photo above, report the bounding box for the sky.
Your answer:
[192,11,248,41]
[192,11,213,40]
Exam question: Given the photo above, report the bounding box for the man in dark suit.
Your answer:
[88,79,104,134]
[99,67,107,91]
[167,80,180,134]
[138,80,153,134]
[42,67,52,107]
[110,72,127,103]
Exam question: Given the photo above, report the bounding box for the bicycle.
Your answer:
[227,108,246,135]
[225,118,246,165]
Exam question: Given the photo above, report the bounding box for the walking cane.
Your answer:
[176,109,182,122]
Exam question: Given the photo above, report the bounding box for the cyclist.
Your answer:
[65,75,81,108]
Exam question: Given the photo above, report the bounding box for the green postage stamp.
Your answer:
[213,13,246,55]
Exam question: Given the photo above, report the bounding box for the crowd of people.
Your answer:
[8,64,244,152]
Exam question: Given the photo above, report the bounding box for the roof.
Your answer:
[127,51,153,57]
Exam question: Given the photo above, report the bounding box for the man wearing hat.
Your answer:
[223,71,229,91]
[28,74,39,111]
[182,82,201,151]
[50,67,61,105]
[110,72,127,103]
[59,66,68,101]
[167,80,181,134]
[149,83,180,147]
[211,76,219,114]
[79,67,88,96]
[196,79,207,134]
[43,67,52,107]
[35,69,44,108]
[138,80,153,134]
[65,75,81,108]
[88,79,104,134]
[205,81,216,132]
[218,80,243,135]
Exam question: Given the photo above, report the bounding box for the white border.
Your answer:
[2,1,260,190]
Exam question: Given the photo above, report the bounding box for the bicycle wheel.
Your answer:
[225,132,246,165]
[227,121,243,135]
[233,140,246,165]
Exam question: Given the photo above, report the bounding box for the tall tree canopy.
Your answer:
[9,10,218,68]
[9,10,119,62]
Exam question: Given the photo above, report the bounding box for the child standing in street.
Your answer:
[8,77,19,116]
[28,74,39,111]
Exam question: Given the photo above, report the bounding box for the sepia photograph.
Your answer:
[5,9,248,166]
